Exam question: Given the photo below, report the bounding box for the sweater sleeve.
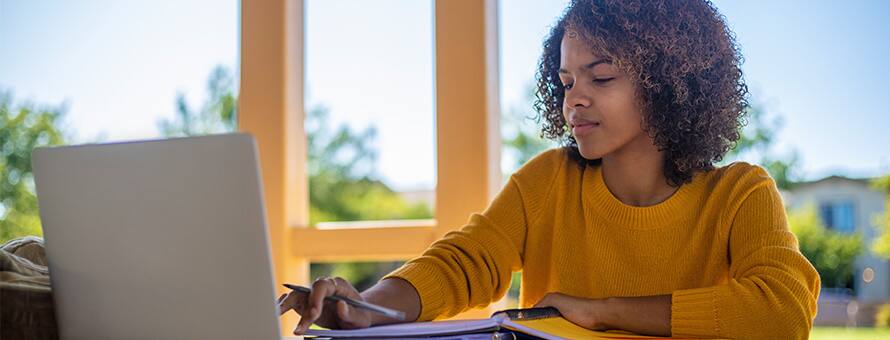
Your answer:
[382,176,529,321]
[671,180,821,339]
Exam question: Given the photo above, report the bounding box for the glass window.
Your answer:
[0,0,239,242]
[498,0,566,178]
[820,201,856,233]
[304,0,436,226]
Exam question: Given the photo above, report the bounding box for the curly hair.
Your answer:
[534,0,749,186]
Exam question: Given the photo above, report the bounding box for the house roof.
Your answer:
[793,175,874,188]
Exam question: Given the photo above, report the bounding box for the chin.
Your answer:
[576,145,606,160]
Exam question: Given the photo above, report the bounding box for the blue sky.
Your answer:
[2,0,888,191]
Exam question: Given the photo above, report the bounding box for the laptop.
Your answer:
[32,133,286,340]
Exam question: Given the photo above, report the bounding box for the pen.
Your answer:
[282,283,406,321]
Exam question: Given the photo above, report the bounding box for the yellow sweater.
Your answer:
[385,148,821,339]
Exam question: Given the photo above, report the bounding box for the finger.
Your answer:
[333,277,361,299]
[279,290,308,316]
[309,277,335,319]
[335,300,352,327]
[298,277,335,332]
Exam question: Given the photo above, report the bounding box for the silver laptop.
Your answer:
[32,133,282,340]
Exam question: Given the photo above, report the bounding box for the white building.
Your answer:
[782,175,890,326]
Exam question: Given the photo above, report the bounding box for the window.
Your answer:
[241,0,501,311]
[0,0,238,242]
[498,0,566,177]
[304,0,436,226]
[819,200,856,233]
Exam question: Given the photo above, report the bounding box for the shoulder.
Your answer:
[511,147,574,182]
[704,161,775,194]
[700,161,783,223]
[506,147,577,198]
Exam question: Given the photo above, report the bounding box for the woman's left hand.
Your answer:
[533,292,612,331]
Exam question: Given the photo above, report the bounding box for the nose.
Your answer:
[564,88,591,109]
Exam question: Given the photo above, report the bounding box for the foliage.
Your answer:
[305,107,431,225]
[871,175,890,259]
[0,91,67,243]
[724,103,801,190]
[502,83,554,175]
[788,205,863,289]
[157,66,237,137]
[877,303,890,328]
[157,66,431,289]
[810,327,890,339]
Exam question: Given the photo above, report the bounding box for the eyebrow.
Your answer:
[558,59,611,74]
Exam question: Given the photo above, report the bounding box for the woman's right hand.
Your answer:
[277,276,372,335]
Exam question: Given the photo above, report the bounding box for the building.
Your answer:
[782,175,890,326]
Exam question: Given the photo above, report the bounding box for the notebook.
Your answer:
[304,307,691,339]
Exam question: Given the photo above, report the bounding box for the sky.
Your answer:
[2,0,888,192]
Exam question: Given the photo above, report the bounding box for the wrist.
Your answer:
[593,297,619,330]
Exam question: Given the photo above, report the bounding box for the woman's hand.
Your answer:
[277,276,372,335]
[534,293,672,337]
[533,292,611,330]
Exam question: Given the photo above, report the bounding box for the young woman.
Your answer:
[278,0,820,338]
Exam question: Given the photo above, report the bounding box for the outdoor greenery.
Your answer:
[724,102,801,190]
[2,67,888,324]
[810,327,890,339]
[155,66,430,290]
[0,91,67,243]
[788,205,863,289]
[872,175,890,259]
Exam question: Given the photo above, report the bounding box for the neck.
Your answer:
[600,135,678,207]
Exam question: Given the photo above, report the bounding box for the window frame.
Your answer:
[239,0,504,332]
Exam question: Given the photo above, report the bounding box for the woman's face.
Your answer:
[559,32,649,160]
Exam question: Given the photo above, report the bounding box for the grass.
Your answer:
[810,327,890,340]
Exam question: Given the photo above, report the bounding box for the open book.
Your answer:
[304,307,689,339]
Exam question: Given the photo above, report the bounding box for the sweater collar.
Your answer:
[583,165,703,229]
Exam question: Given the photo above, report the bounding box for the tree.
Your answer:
[157,66,237,137]
[159,66,432,289]
[502,83,555,176]
[788,205,863,289]
[0,91,67,243]
[871,175,890,259]
[724,103,801,190]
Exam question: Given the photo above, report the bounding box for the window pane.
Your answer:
[498,0,565,177]
[837,201,855,233]
[820,203,835,230]
[304,0,435,225]
[0,0,238,242]
[497,0,569,307]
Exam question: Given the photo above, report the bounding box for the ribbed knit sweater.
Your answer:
[385,148,821,339]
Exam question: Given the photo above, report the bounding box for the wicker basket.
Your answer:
[1,237,59,340]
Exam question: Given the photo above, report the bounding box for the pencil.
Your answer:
[282,283,406,321]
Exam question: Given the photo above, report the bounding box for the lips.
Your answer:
[570,117,600,136]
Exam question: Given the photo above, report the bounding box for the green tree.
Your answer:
[788,205,863,289]
[502,83,555,176]
[871,175,890,259]
[0,91,67,243]
[305,107,431,225]
[724,103,801,190]
[159,66,431,290]
[157,66,237,137]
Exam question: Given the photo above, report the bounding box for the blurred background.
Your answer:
[2,0,889,337]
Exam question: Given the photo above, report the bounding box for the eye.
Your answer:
[593,77,615,84]
[562,82,574,91]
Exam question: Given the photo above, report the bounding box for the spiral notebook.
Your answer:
[304,307,688,339]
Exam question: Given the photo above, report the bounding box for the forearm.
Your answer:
[600,295,671,337]
[361,277,422,326]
